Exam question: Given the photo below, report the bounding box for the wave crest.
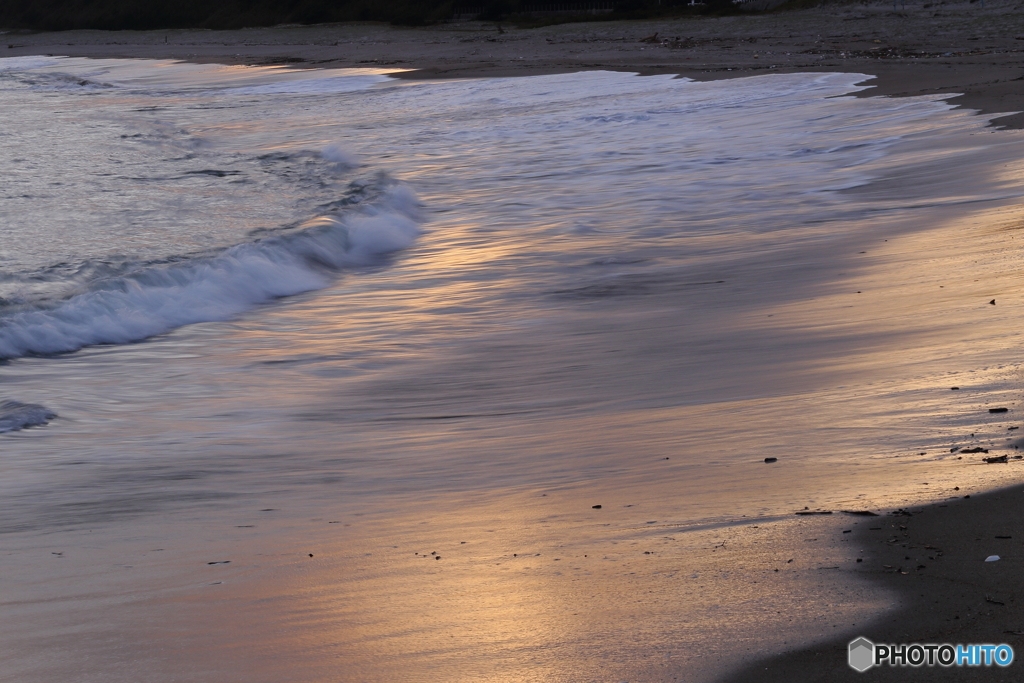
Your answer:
[0,175,423,359]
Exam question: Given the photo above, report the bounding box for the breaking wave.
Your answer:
[0,174,422,359]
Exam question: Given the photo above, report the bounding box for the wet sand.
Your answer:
[725,483,1024,682]
[6,3,1024,681]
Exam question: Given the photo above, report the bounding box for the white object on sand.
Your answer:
[985,555,1001,562]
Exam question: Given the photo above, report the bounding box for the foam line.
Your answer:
[0,178,422,359]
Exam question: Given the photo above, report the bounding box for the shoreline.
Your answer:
[6,7,1024,680]
[4,1,1024,127]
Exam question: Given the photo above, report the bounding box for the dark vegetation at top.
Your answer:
[1,0,454,30]
[0,0,749,32]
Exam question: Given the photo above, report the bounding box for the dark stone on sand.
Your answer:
[984,455,1009,463]
[207,561,231,565]
[990,299,996,305]
[951,386,960,390]
[435,556,441,560]
[795,510,832,515]
[961,447,989,453]
[842,510,880,516]
[764,457,778,463]
[592,504,602,509]
[990,407,1009,413]
[309,554,313,557]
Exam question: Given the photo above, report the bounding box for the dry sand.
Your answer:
[6,3,1024,680]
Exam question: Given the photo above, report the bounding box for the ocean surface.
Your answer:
[5,56,1024,682]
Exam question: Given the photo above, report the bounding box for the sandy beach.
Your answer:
[726,484,1024,682]
[5,3,1024,681]
[6,0,1024,127]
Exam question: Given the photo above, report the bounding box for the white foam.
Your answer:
[322,144,360,168]
[0,182,422,358]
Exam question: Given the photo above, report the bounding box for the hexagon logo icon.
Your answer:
[848,637,875,672]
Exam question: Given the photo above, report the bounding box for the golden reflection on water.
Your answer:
[85,488,886,683]
[212,196,1024,522]
[12,62,1024,683]
[15,131,1024,683]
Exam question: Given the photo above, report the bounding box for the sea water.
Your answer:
[4,56,1024,682]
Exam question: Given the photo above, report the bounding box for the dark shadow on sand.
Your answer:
[721,483,1024,682]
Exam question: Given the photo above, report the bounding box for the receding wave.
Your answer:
[0,401,56,433]
[0,175,422,359]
